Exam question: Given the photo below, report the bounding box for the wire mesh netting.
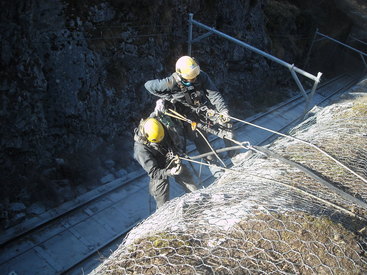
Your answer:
[92,84,367,274]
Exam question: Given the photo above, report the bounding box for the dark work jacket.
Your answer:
[133,128,176,181]
[144,71,228,115]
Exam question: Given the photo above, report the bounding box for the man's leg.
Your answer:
[149,178,169,209]
[175,165,198,192]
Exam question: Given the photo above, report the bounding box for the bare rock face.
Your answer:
[0,0,362,226]
[334,0,367,39]
[0,0,275,220]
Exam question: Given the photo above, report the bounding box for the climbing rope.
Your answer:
[229,115,367,184]
[165,106,367,184]
[179,155,367,220]
[164,109,226,167]
[163,107,367,211]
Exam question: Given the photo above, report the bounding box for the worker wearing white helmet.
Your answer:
[144,56,235,178]
[175,55,201,81]
[145,56,229,113]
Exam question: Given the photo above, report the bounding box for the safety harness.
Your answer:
[171,73,231,134]
[172,73,206,108]
[134,120,182,165]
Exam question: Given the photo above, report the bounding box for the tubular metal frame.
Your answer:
[305,29,367,70]
[187,13,322,118]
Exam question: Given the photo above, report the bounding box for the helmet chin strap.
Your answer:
[177,73,184,80]
[181,79,192,87]
[140,119,152,140]
[178,73,196,87]
[134,126,149,145]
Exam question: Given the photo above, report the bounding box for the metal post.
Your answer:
[289,66,308,99]
[187,14,323,117]
[188,13,193,56]
[304,28,318,69]
[316,31,367,70]
[303,71,323,119]
[360,53,367,69]
[191,17,321,83]
[316,31,367,58]
[351,36,367,46]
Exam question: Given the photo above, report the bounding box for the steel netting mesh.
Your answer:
[92,91,367,274]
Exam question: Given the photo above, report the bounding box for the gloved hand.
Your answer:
[166,163,182,176]
[219,110,230,124]
[154,99,166,115]
[222,129,234,139]
[165,155,182,176]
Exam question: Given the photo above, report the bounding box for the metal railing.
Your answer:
[350,36,367,47]
[187,13,323,117]
[305,29,367,70]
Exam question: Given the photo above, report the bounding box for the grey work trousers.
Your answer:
[149,164,197,209]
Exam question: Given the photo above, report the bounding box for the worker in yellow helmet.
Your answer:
[144,56,236,178]
[133,116,198,209]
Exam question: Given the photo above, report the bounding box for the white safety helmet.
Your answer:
[175,56,200,80]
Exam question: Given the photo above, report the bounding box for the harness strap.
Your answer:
[172,73,195,106]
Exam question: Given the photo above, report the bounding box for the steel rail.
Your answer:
[188,13,323,113]
[63,73,361,274]
[180,155,367,221]
[0,73,350,247]
[0,183,150,269]
[177,75,367,211]
[1,73,360,274]
[191,75,358,159]
[257,76,359,146]
[316,32,367,58]
[309,31,367,70]
[229,112,367,185]
[255,146,367,211]
[188,14,321,82]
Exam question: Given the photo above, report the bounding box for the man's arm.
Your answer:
[133,143,168,180]
[144,75,176,99]
[200,72,228,113]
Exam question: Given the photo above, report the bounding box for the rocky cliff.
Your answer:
[0,0,365,228]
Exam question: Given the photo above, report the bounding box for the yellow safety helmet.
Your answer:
[141,118,165,143]
[175,56,200,80]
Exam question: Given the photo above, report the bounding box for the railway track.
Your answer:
[0,72,362,275]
